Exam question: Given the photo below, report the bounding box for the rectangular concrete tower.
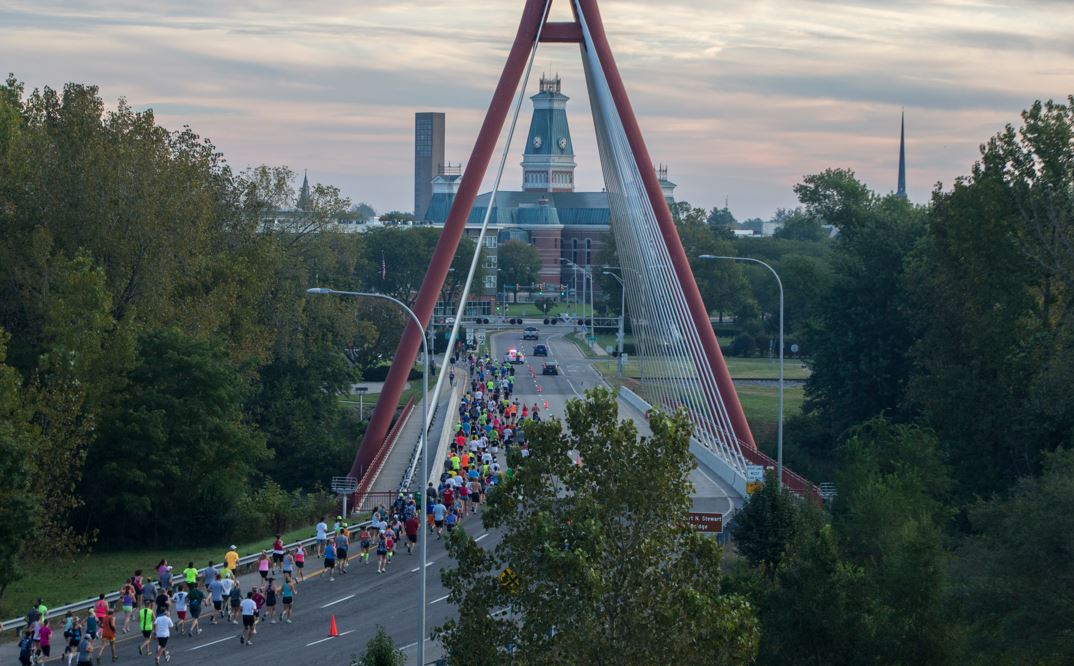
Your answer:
[414,112,445,220]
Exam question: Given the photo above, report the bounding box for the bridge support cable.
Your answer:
[576,0,746,475]
[350,0,552,481]
[399,0,553,491]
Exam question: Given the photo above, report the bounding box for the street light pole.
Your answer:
[698,255,784,489]
[603,271,625,375]
[306,287,431,664]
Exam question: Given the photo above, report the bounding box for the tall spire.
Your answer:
[896,111,907,199]
[297,169,312,211]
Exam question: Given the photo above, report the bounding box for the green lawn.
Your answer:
[737,384,805,425]
[3,522,327,618]
[500,301,572,317]
[593,357,811,380]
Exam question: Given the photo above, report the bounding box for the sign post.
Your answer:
[330,476,358,519]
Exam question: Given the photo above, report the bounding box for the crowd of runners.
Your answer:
[15,350,534,666]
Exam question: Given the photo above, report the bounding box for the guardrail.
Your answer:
[1,518,375,637]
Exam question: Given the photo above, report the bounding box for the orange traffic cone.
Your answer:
[329,615,339,637]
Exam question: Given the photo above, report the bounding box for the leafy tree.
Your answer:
[800,171,925,439]
[497,240,541,303]
[0,330,38,604]
[378,210,416,224]
[351,202,376,221]
[730,471,805,577]
[707,205,737,229]
[437,388,759,664]
[85,329,269,544]
[957,447,1074,663]
[772,208,828,242]
[353,626,406,666]
[908,96,1074,498]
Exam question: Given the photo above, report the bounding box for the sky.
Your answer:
[1,0,1072,220]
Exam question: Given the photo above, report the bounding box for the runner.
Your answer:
[119,584,135,633]
[433,499,447,539]
[137,604,154,655]
[153,611,173,664]
[271,535,285,574]
[280,576,296,624]
[182,561,200,591]
[224,545,240,577]
[405,512,419,555]
[375,533,388,574]
[186,583,204,636]
[358,525,372,564]
[36,619,51,664]
[293,544,306,582]
[323,540,337,581]
[62,612,80,663]
[315,516,328,555]
[173,584,189,634]
[75,631,93,666]
[384,529,396,566]
[228,579,242,624]
[335,525,350,574]
[264,578,278,623]
[97,608,117,663]
[207,575,225,624]
[257,551,270,582]
[238,592,257,646]
[281,549,295,582]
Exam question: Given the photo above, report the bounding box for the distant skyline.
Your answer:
[2,0,1072,220]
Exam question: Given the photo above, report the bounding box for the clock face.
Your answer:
[533,136,542,149]
[558,137,567,150]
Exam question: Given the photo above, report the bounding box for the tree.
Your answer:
[799,171,925,440]
[378,210,415,224]
[437,388,759,664]
[351,202,376,221]
[772,208,828,242]
[707,205,737,229]
[908,96,1074,498]
[0,329,38,605]
[957,447,1074,663]
[84,329,270,544]
[730,471,804,577]
[352,626,405,666]
[497,240,541,303]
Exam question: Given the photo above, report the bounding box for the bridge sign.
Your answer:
[746,464,765,482]
[477,328,487,344]
[687,512,724,533]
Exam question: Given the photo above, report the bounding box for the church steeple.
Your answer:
[522,74,576,192]
[297,169,312,211]
[896,112,907,199]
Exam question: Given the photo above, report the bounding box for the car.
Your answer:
[532,344,548,356]
[505,348,526,364]
[541,361,559,376]
[522,327,539,340]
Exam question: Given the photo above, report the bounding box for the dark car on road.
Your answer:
[541,361,559,376]
[532,344,548,356]
[523,327,539,340]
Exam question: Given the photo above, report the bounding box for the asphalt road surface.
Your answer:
[2,325,734,666]
[494,327,739,516]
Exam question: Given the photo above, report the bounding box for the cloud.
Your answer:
[1,0,1071,219]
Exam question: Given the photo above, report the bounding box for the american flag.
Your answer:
[380,252,387,280]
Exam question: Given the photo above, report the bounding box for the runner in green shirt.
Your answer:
[182,562,199,588]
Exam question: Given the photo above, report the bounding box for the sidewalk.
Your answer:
[368,382,455,498]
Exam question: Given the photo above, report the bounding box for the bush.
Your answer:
[730,333,757,357]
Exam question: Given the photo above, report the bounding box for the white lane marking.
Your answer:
[188,635,237,651]
[430,594,449,604]
[400,638,432,650]
[410,561,435,573]
[320,593,355,608]
[307,630,356,647]
[475,533,489,542]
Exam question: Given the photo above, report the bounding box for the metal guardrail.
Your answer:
[1,518,375,636]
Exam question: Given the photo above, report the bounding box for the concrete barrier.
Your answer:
[618,386,747,496]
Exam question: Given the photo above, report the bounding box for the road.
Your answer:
[1,325,736,665]
[492,327,740,517]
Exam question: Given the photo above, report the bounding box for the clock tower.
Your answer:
[522,75,576,192]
